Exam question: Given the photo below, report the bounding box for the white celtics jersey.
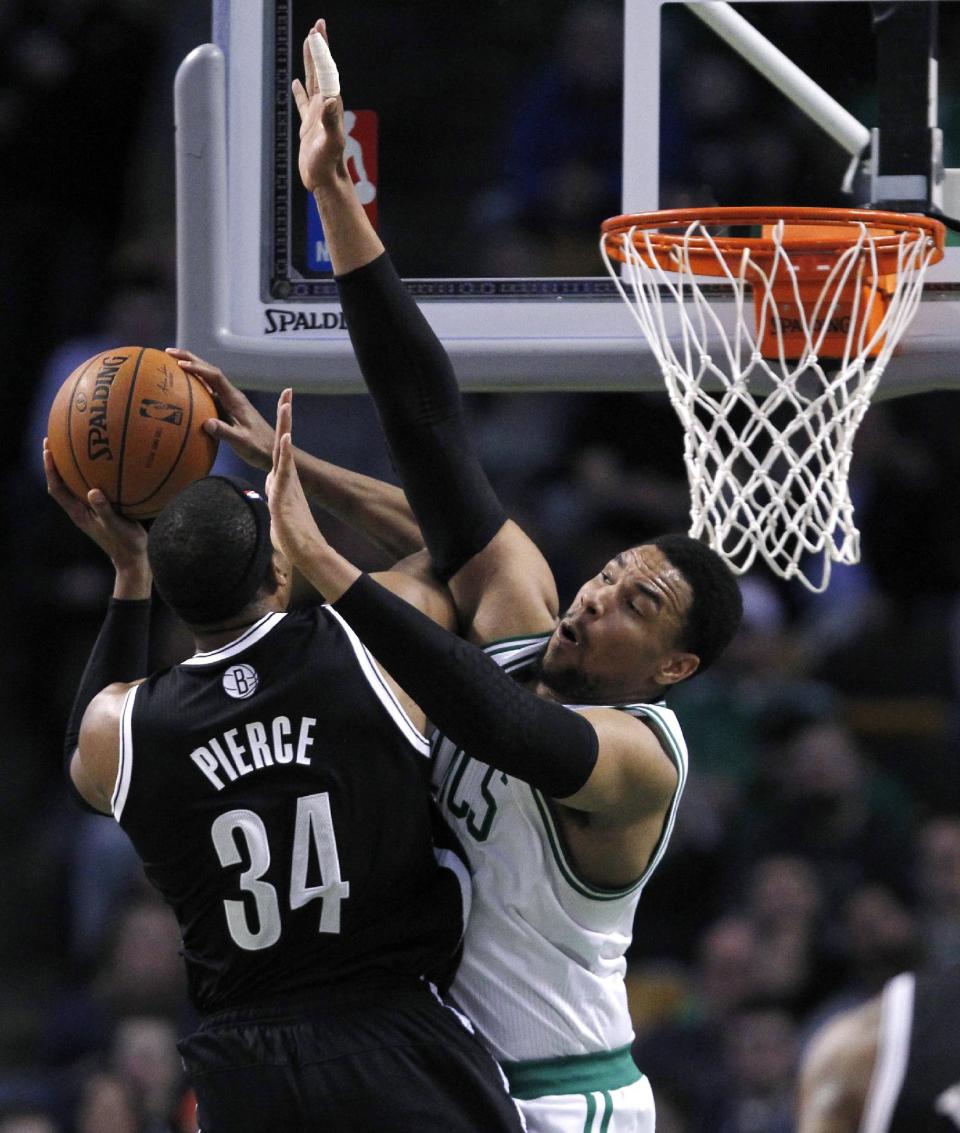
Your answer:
[431,633,688,1068]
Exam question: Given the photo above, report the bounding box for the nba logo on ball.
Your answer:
[139,399,184,426]
[223,664,258,699]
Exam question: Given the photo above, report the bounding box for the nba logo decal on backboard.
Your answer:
[223,664,259,700]
[307,109,378,272]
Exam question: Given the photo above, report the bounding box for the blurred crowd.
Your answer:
[2,2,959,1131]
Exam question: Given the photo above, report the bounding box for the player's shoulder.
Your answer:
[76,680,140,813]
[449,520,559,645]
[577,699,683,763]
[810,996,882,1065]
[799,998,881,1129]
[566,705,680,821]
[82,679,142,741]
[90,678,142,714]
[594,705,681,772]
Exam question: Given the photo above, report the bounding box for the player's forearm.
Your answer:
[334,253,506,581]
[285,525,596,797]
[293,447,425,560]
[65,600,151,749]
[332,574,598,799]
[312,175,384,276]
[111,560,152,601]
[286,535,361,603]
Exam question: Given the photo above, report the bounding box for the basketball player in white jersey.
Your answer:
[176,20,743,1132]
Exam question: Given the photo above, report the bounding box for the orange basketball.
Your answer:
[47,346,219,519]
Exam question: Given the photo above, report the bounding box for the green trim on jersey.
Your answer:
[502,1044,642,1099]
[531,788,644,900]
[477,634,689,902]
[531,706,688,901]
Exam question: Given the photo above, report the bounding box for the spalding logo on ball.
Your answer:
[47,346,219,518]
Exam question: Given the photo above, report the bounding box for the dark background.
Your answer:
[1,4,959,1132]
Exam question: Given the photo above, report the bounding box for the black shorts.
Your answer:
[178,978,525,1133]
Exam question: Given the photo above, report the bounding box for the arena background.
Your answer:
[1,3,959,1131]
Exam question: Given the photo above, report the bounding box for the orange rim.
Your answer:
[602,206,946,275]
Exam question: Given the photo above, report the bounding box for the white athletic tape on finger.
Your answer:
[308,32,340,98]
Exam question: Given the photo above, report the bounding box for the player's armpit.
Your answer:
[73,684,129,815]
[332,574,597,799]
[370,563,457,633]
[556,709,679,822]
[447,520,559,646]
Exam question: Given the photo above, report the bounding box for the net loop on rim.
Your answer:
[601,206,945,592]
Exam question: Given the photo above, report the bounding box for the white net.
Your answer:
[601,213,942,592]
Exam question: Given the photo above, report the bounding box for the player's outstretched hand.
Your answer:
[43,438,148,574]
[292,19,346,193]
[266,389,326,568]
[166,347,274,471]
[267,390,362,601]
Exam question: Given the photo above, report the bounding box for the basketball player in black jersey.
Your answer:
[43,446,525,1132]
[797,965,960,1133]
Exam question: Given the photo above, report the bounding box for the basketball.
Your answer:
[46,346,219,519]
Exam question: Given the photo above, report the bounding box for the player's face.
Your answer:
[539,545,696,703]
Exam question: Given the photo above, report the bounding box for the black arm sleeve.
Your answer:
[335,253,507,580]
[333,574,597,799]
[64,598,151,813]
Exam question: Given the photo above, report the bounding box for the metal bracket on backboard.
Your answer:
[685,0,960,230]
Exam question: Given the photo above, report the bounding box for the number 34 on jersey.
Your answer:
[211,791,350,951]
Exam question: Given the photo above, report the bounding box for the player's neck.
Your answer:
[531,670,660,706]
[190,597,284,652]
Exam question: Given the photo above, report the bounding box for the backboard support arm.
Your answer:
[685,1,959,229]
[684,1,871,157]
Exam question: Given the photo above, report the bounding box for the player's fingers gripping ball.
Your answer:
[46,347,219,518]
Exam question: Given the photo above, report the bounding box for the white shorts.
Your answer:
[503,1046,655,1133]
[515,1076,655,1133]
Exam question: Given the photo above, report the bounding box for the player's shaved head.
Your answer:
[148,477,276,625]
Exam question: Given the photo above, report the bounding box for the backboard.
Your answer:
[176,0,960,395]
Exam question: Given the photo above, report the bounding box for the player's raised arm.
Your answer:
[264,389,454,638]
[44,441,151,813]
[269,392,681,820]
[167,348,425,561]
[294,21,558,644]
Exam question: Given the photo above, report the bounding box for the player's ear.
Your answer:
[269,549,291,591]
[657,651,699,686]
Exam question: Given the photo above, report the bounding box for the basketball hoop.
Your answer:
[601,206,945,592]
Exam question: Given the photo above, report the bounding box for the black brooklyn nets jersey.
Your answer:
[113,607,467,1014]
[862,966,960,1132]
